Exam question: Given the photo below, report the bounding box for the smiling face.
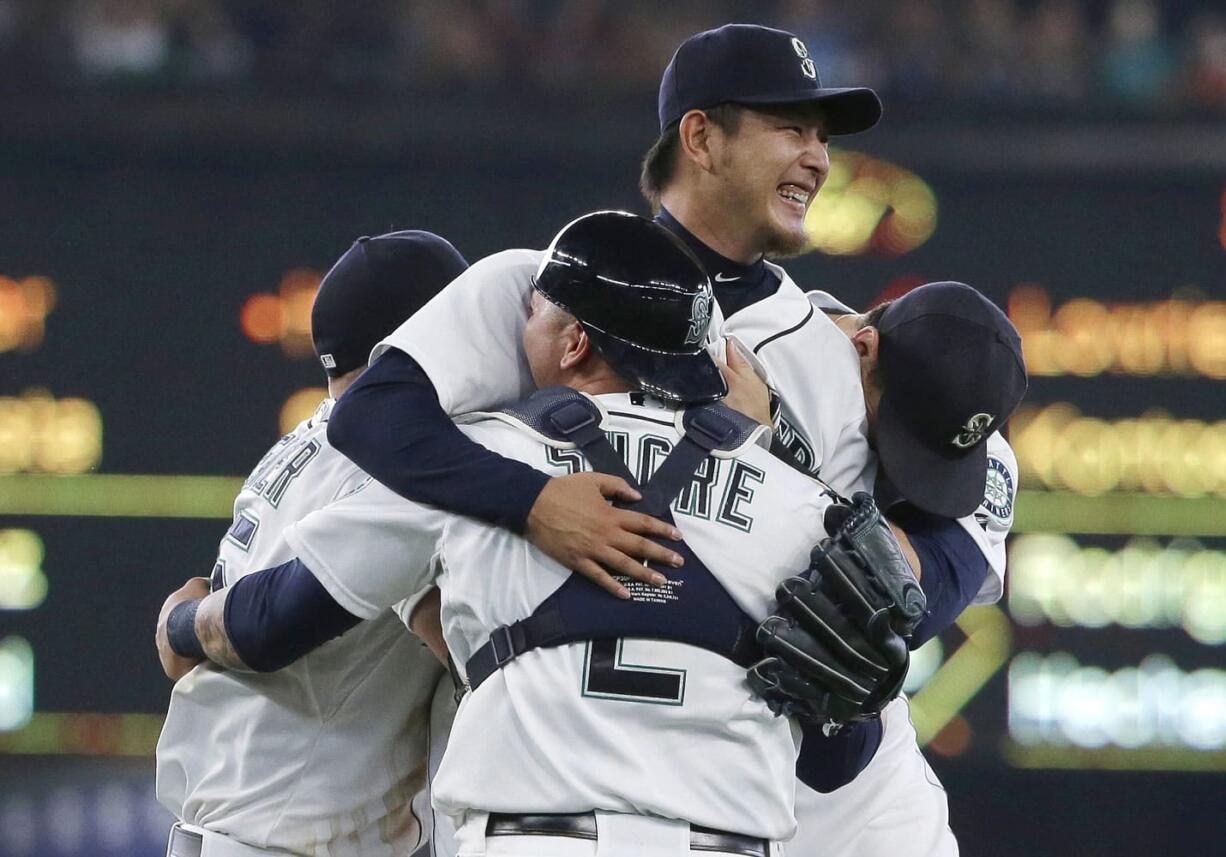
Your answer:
[708,104,830,257]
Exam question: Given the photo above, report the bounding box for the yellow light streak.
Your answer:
[0,474,243,519]
[1003,740,1226,771]
[908,605,1013,745]
[0,712,163,756]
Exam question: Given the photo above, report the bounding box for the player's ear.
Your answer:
[559,321,590,370]
[850,326,880,369]
[677,109,715,172]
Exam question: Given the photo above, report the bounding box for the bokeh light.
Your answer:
[279,388,327,435]
[0,390,102,475]
[1011,403,1226,497]
[1010,534,1226,643]
[804,151,937,256]
[0,276,56,355]
[1010,284,1226,379]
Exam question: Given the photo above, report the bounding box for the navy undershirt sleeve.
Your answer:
[224,558,362,673]
[328,349,551,534]
[890,506,991,648]
[795,719,884,793]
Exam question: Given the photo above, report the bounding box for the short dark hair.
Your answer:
[862,300,894,330]
[639,104,743,210]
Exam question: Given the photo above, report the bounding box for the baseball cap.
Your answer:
[311,230,468,378]
[533,210,727,404]
[872,282,1027,519]
[658,24,882,135]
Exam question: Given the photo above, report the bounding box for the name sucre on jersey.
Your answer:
[544,431,766,533]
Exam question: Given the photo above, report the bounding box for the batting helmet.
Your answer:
[533,210,726,404]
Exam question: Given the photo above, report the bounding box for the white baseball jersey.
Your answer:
[156,399,445,857]
[372,249,874,501]
[285,392,842,841]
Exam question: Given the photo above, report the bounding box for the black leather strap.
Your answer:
[486,812,769,857]
[465,399,755,692]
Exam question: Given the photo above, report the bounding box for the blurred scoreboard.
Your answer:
[0,151,1223,770]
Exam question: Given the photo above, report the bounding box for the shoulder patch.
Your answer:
[982,455,1015,520]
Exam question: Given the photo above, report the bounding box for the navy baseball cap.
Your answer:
[873,282,1027,518]
[658,24,882,134]
[312,230,468,378]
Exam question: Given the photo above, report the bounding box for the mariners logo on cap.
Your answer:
[791,37,817,80]
[685,293,711,346]
[952,412,993,449]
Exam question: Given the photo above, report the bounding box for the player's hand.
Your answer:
[718,339,772,427]
[526,472,684,600]
[155,576,211,681]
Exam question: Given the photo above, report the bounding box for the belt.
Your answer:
[486,813,769,857]
[166,824,203,857]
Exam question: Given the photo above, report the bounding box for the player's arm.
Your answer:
[888,434,1017,646]
[329,350,682,599]
[156,558,363,678]
[155,480,449,679]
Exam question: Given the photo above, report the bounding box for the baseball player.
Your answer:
[153,230,468,857]
[753,284,1024,857]
[324,24,1023,856]
[150,211,924,857]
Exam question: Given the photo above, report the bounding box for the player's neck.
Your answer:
[556,367,634,399]
[658,190,762,265]
[327,367,364,399]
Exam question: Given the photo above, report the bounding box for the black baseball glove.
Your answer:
[748,492,927,731]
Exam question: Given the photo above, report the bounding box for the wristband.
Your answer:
[167,599,206,660]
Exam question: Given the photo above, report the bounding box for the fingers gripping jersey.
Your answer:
[288,393,840,840]
[155,399,445,857]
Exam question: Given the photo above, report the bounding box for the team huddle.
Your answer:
[153,23,1025,857]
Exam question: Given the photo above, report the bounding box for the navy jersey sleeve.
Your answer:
[224,558,363,672]
[890,506,991,648]
[328,349,551,534]
[796,719,883,793]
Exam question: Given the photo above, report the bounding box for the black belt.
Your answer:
[166,824,202,857]
[486,813,769,857]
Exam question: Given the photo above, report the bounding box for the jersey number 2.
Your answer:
[581,639,685,705]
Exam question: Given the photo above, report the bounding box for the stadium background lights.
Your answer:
[1009,534,1226,644]
[0,275,55,355]
[0,530,48,611]
[1008,652,1226,752]
[1011,402,1226,498]
[0,637,34,731]
[280,388,328,434]
[1008,284,1226,379]
[239,268,321,357]
[0,390,102,475]
[803,150,937,256]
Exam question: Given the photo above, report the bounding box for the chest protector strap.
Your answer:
[465,389,763,693]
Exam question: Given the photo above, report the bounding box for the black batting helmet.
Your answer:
[533,210,726,404]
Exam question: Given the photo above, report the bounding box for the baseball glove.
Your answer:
[748,492,926,731]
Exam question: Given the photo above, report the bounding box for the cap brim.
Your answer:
[585,327,728,405]
[733,87,882,135]
[874,394,987,518]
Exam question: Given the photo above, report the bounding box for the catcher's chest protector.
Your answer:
[464,387,763,692]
